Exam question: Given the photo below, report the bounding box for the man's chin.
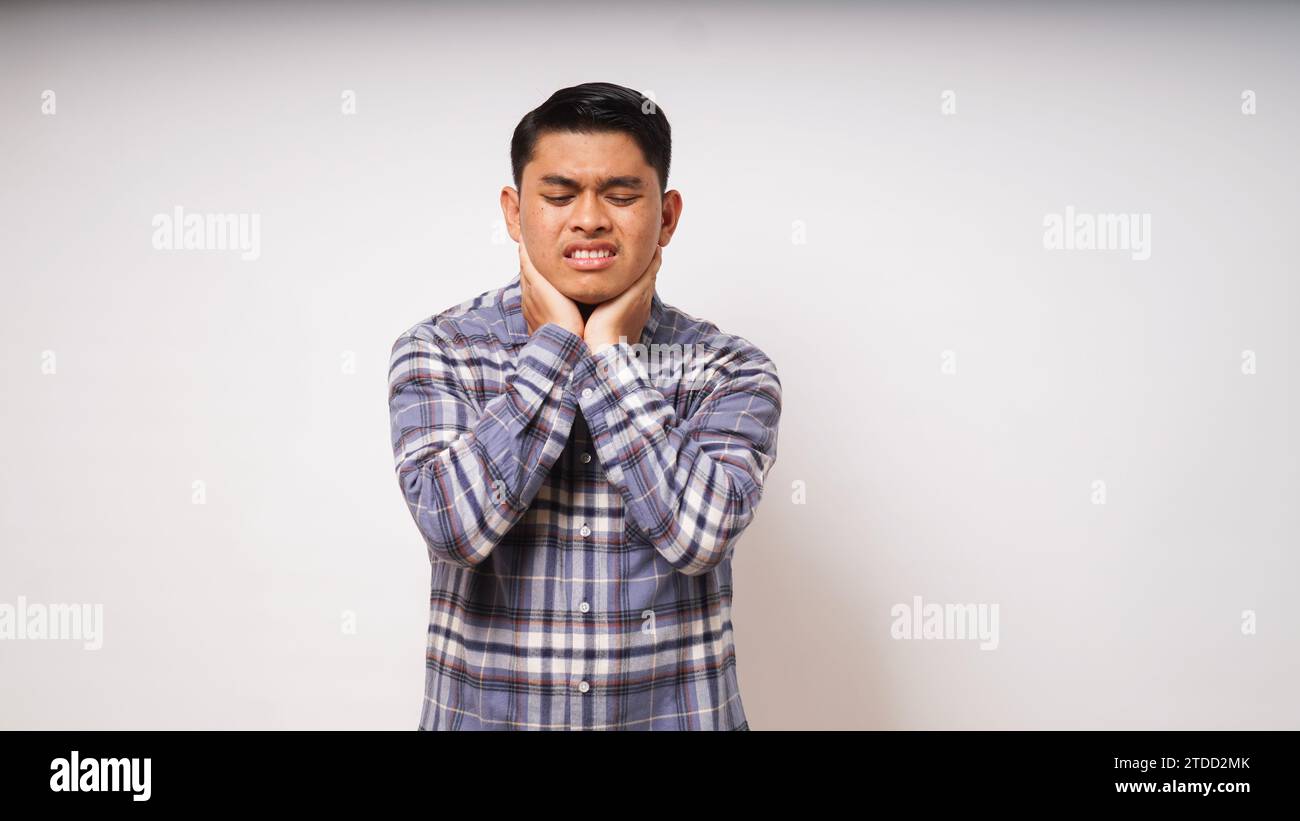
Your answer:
[555,279,621,307]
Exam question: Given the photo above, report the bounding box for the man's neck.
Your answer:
[577,302,597,322]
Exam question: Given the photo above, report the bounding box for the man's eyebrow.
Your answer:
[539,174,645,192]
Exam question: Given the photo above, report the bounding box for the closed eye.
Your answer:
[544,196,639,206]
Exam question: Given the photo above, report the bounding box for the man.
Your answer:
[387,82,782,730]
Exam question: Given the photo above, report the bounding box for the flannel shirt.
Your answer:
[387,272,782,730]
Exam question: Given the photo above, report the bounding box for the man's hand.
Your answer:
[584,245,661,352]
[519,240,584,338]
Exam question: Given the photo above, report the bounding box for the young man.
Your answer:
[387,82,782,730]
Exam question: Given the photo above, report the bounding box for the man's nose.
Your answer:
[568,191,612,233]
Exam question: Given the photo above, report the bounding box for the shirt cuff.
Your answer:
[571,341,661,439]
[516,322,590,394]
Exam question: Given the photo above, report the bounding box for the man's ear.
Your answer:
[500,186,522,243]
[658,189,683,247]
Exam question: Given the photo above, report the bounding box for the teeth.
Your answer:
[573,249,613,259]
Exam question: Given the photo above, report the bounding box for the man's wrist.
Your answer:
[584,332,636,352]
[531,320,584,339]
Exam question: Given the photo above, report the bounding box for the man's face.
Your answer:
[503,130,681,306]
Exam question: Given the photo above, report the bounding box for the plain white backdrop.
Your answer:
[1,1,1296,729]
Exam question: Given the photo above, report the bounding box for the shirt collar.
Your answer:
[501,272,664,348]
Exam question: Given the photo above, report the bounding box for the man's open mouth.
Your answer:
[563,245,618,270]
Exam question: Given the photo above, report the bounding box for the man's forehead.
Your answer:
[529,131,651,179]
[533,128,639,154]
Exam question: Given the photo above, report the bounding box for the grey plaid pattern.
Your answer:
[389,273,781,729]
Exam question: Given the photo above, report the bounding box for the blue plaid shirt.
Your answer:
[388,273,782,730]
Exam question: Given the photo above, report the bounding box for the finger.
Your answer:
[640,247,661,290]
[519,259,543,301]
[519,240,541,278]
[645,245,662,281]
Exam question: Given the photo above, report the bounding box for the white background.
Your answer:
[1,1,1296,729]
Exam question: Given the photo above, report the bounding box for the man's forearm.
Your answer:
[568,340,782,575]
[389,323,587,567]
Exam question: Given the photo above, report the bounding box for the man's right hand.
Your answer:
[519,240,584,339]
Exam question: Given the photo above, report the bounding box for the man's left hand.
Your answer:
[584,245,661,352]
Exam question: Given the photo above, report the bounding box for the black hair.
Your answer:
[510,82,671,195]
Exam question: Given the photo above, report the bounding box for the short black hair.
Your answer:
[510,81,671,195]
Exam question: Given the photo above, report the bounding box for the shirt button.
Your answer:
[581,452,592,463]
[581,388,593,400]
[578,680,590,693]
[579,524,591,538]
[579,601,590,613]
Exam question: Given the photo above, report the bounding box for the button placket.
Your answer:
[570,378,603,723]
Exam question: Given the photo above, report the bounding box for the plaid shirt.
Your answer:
[387,272,781,730]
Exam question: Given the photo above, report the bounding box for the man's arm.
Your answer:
[573,339,782,576]
[388,323,586,568]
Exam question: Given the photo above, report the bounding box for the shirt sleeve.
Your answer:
[571,338,782,576]
[388,322,587,568]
